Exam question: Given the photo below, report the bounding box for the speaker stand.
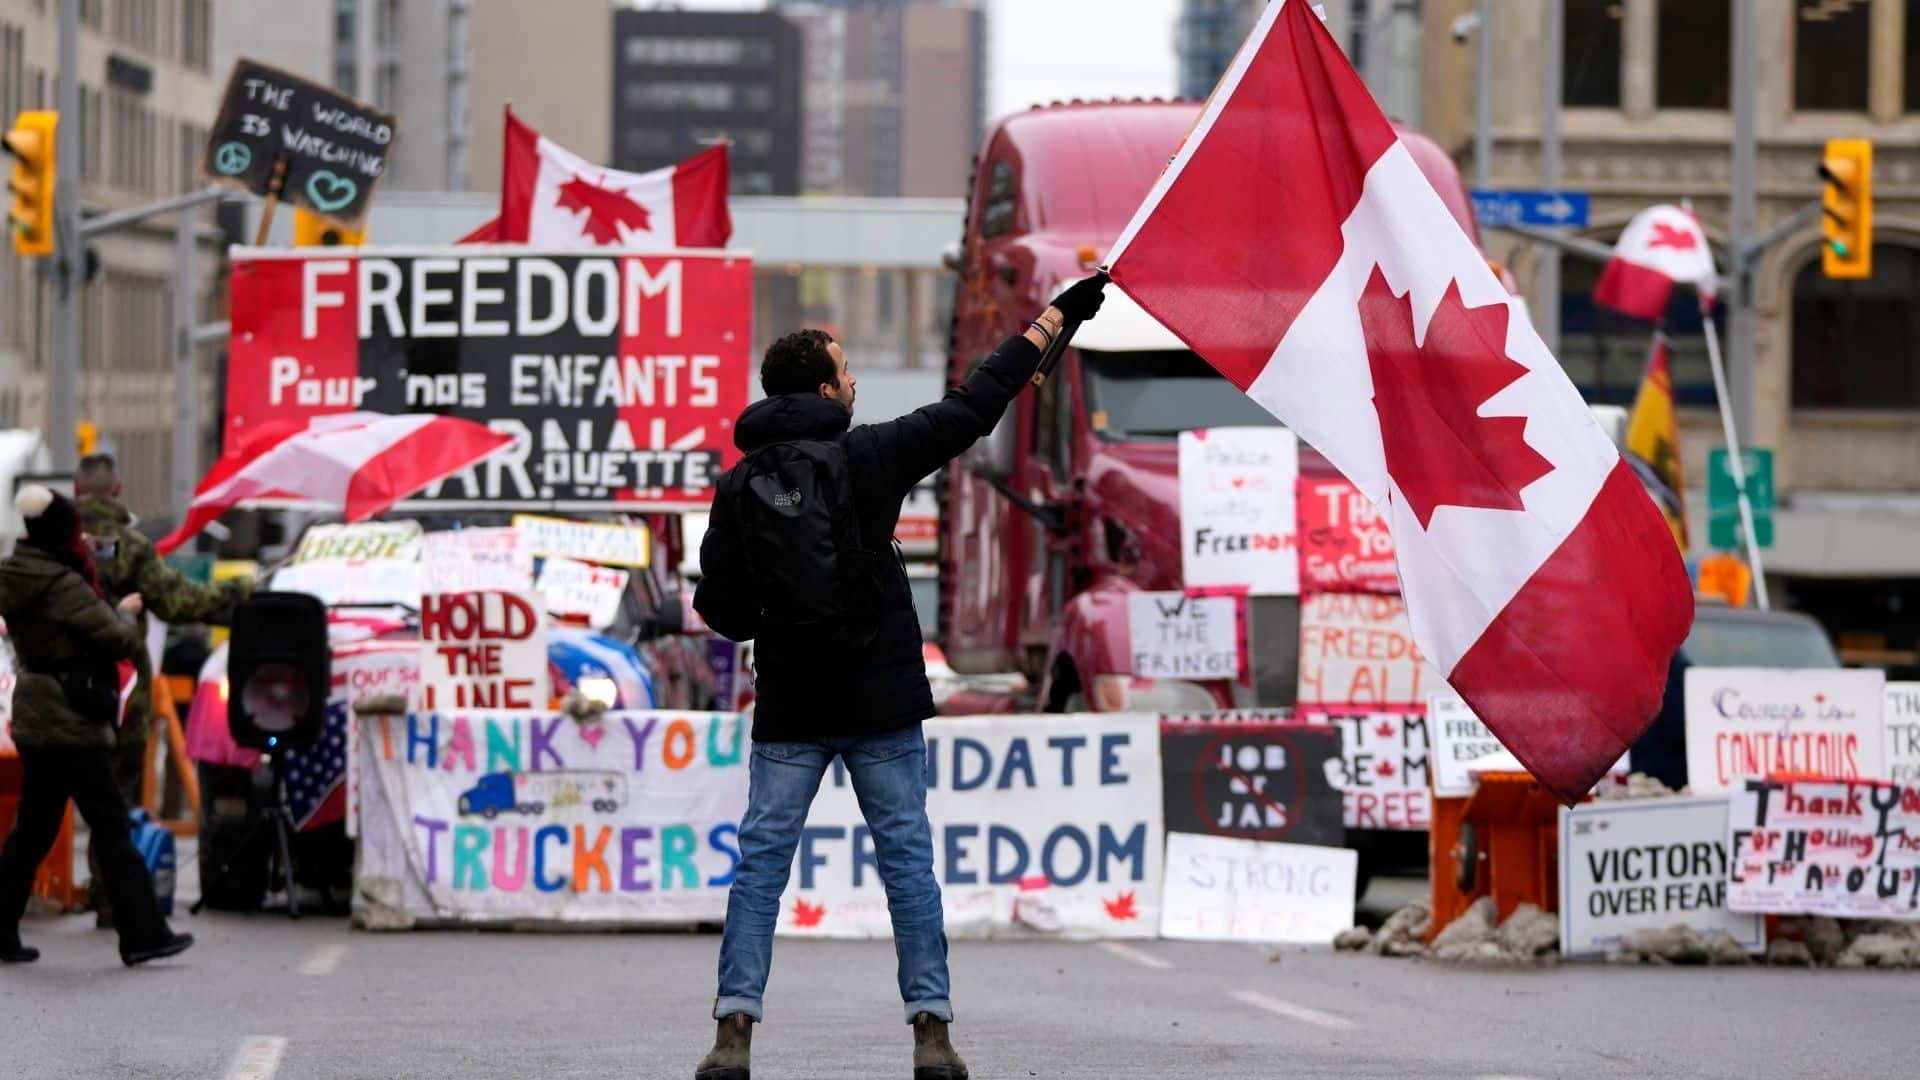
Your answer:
[191,751,302,919]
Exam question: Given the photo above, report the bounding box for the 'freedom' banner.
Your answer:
[225,248,752,509]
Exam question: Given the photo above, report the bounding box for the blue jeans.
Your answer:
[715,723,952,1026]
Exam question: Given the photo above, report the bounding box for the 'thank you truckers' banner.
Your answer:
[777,714,1165,940]
[354,710,749,927]
[225,249,752,510]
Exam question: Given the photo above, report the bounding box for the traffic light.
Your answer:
[292,208,364,247]
[1819,138,1872,280]
[5,110,57,257]
[75,420,97,457]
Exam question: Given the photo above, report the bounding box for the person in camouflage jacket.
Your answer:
[75,455,250,779]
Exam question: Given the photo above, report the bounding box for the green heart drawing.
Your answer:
[305,170,359,213]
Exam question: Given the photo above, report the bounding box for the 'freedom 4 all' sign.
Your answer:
[225,248,752,510]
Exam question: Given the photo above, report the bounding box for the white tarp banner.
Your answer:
[1159,831,1356,944]
[353,710,749,927]
[1177,427,1299,596]
[1684,668,1887,795]
[1559,795,1763,956]
[776,714,1165,940]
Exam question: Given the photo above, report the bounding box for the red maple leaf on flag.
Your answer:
[1103,891,1139,920]
[791,898,826,928]
[1362,268,1554,529]
[1647,222,1699,250]
[555,172,653,244]
[1376,759,1397,779]
[1374,720,1396,740]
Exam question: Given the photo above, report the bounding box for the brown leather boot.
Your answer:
[694,1014,752,1080]
[912,1013,968,1080]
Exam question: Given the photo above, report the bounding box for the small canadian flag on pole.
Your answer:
[1107,0,1693,801]
[1594,204,1717,322]
[462,106,732,250]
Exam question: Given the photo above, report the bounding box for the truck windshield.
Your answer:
[1682,614,1840,668]
[1081,350,1281,439]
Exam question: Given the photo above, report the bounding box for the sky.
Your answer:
[663,0,1183,124]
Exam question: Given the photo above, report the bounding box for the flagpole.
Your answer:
[1698,302,1770,610]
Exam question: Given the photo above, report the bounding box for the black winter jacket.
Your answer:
[697,332,1043,741]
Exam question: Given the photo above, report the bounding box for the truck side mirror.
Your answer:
[966,412,1016,480]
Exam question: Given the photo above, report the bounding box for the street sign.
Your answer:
[1469,188,1592,229]
[1707,447,1774,550]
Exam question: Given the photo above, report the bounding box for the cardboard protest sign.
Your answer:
[270,521,422,606]
[1128,591,1239,681]
[336,640,420,839]
[353,710,748,926]
[1159,832,1356,944]
[536,556,630,628]
[419,591,550,711]
[1296,593,1442,707]
[421,528,532,594]
[1178,428,1298,595]
[1559,796,1762,956]
[777,714,1163,940]
[204,59,396,226]
[1684,668,1887,795]
[225,249,750,510]
[1728,776,1920,919]
[0,635,15,755]
[513,514,653,567]
[1429,691,1627,797]
[1302,707,1431,830]
[1888,682,1920,787]
[1157,713,1342,846]
[1427,691,1522,797]
[1296,476,1396,594]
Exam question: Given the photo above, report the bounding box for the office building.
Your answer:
[0,0,225,519]
[611,10,803,196]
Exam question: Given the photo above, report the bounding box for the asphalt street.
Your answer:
[6,874,1919,1080]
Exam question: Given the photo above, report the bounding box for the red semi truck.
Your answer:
[937,100,1496,714]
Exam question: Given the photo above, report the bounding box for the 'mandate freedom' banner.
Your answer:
[225,248,752,510]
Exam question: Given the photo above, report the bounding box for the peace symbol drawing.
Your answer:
[212,141,252,176]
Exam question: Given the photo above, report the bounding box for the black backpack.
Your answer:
[715,438,883,651]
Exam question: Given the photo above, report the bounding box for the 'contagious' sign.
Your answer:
[225,248,752,509]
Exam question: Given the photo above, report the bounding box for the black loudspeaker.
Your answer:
[228,591,331,751]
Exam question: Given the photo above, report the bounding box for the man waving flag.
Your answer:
[1105,0,1692,801]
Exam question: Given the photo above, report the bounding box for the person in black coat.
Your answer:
[692,274,1108,1080]
[0,486,194,966]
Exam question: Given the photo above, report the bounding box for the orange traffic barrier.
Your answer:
[143,675,201,837]
[1428,771,1565,943]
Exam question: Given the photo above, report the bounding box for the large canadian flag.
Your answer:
[1107,0,1693,801]
[465,107,732,249]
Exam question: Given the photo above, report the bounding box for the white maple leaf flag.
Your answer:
[1106,0,1693,801]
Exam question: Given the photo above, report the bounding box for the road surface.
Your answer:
[5,897,1916,1079]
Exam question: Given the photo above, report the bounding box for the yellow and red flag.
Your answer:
[1624,333,1689,549]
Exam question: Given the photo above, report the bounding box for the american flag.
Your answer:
[283,700,349,831]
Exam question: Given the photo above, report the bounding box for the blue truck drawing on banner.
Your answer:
[458,771,629,818]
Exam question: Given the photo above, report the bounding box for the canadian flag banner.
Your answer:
[1106,0,1693,801]
[478,106,732,250]
[1594,204,1717,322]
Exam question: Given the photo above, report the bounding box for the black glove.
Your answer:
[1049,270,1109,323]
